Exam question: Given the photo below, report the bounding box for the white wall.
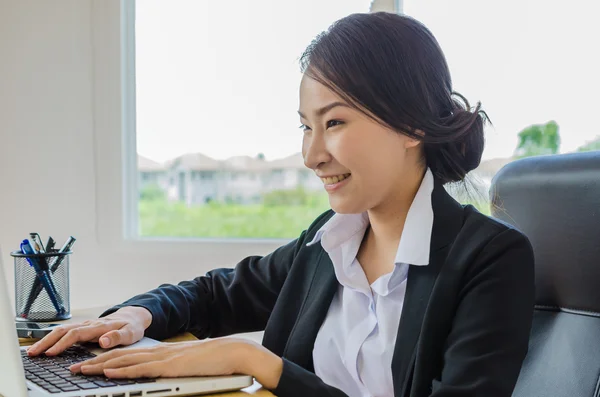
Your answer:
[0,0,97,308]
[0,0,282,311]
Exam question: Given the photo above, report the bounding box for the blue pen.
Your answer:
[20,239,64,315]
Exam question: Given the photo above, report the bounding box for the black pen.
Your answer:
[46,236,56,252]
[47,236,76,269]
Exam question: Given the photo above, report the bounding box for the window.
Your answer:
[404,0,599,214]
[132,0,397,239]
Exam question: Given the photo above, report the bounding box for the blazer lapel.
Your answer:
[392,179,464,396]
[282,250,338,371]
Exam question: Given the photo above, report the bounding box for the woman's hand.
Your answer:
[70,338,284,390]
[27,306,153,356]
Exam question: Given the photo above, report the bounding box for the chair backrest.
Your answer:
[490,151,600,397]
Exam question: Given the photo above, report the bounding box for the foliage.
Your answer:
[139,188,491,238]
[577,137,600,152]
[514,120,560,158]
[261,186,329,207]
[262,187,309,206]
[139,184,166,201]
[139,191,330,239]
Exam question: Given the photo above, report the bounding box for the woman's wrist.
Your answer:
[118,306,153,330]
[237,341,283,390]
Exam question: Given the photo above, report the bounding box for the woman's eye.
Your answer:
[299,124,311,131]
[326,120,344,128]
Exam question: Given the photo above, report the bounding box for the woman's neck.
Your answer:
[366,167,426,249]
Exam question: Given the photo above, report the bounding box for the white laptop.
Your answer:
[0,246,253,397]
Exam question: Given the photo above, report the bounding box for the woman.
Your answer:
[29,12,535,397]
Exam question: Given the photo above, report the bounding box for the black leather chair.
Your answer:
[490,151,600,397]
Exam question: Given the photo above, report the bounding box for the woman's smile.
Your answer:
[321,173,352,192]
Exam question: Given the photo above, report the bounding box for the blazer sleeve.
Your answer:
[431,227,535,396]
[98,209,337,341]
[273,359,350,397]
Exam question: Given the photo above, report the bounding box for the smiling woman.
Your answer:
[30,11,534,397]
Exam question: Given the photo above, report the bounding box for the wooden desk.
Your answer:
[18,307,275,397]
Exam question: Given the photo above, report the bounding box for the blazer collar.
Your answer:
[392,178,464,395]
[429,178,464,251]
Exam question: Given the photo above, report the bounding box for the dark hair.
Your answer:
[299,12,489,184]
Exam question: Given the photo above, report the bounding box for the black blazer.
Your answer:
[103,179,535,397]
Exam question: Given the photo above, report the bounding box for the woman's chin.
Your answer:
[328,198,364,214]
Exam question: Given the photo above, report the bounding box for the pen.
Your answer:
[47,236,76,269]
[29,233,45,253]
[20,239,64,315]
[21,236,75,317]
[46,236,56,252]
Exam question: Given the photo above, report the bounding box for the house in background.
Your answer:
[264,153,322,192]
[138,155,168,193]
[164,153,221,205]
[139,152,325,206]
[140,151,522,206]
[219,155,267,204]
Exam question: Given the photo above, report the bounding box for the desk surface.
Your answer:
[18,307,275,397]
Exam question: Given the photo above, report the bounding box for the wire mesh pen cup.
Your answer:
[11,250,72,322]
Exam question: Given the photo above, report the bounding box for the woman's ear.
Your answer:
[404,129,424,149]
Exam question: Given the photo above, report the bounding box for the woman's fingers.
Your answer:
[27,324,82,356]
[104,361,165,379]
[99,325,141,348]
[70,346,158,372]
[45,322,124,356]
[79,352,157,375]
[28,308,150,357]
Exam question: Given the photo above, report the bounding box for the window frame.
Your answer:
[92,0,401,257]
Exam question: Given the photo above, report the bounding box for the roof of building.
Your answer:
[267,152,305,170]
[222,155,266,171]
[167,153,221,171]
[138,155,164,172]
[150,151,520,179]
[163,153,305,172]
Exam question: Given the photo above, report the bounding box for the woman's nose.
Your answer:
[303,132,331,170]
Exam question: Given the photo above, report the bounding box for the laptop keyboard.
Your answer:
[21,346,156,394]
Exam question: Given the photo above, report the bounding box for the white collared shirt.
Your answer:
[308,169,435,397]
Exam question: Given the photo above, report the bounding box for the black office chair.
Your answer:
[489,151,600,397]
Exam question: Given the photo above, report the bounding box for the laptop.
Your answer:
[0,246,253,397]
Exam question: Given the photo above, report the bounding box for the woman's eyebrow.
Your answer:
[298,101,351,119]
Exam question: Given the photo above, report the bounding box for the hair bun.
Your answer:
[425,94,487,184]
[455,108,485,173]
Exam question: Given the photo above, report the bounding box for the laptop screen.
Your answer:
[0,246,29,397]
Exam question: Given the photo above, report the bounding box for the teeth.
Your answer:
[321,173,351,185]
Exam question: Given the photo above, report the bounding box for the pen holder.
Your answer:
[11,250,72,322]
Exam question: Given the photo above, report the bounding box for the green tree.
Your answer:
[514,120,560,158]
[577,137,600,152]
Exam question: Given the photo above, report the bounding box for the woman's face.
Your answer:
[299,74,423,214]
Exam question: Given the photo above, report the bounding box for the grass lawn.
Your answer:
[139,199,331,239]
[139,195,491,239]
